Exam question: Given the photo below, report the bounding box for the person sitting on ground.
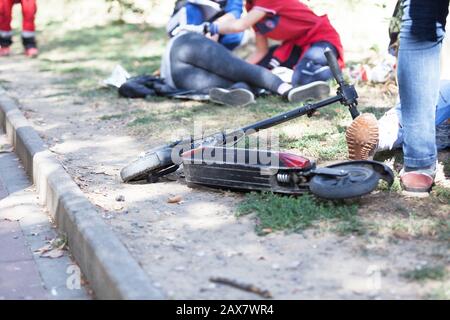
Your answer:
[175,0,344,103]
[161,1,319,107]
[0,0,38,57]
[161,31,309,107]
[346,80,450,160]
[125,0,302,104]
[162,0,265,106]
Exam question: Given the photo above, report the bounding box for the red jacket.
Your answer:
[246,0,344,68]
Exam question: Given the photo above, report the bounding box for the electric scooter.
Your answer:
[121,50,394,199]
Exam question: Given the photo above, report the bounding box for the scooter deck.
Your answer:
[182,147,313,195]
[182,147,395,198]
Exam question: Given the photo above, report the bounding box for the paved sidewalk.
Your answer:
[0,135,90,300]
[0,220,49,299]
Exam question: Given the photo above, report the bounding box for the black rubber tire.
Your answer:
[309,163,380,200]
[120,146,174,182]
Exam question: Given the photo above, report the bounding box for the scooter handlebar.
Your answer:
[324,48,345,86]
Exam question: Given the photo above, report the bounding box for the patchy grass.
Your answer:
[443,157,450,178]
[246,96,294,116]
[401,265,447,282]
[377,170,402,193]
[99,113,129,121]
[360,106,391,119]
[432,185,450,205]
[123,101,228,133]
[128,114,157,127]
[37,22,166,92]
[435,219,450,241]
[425,285,450,300]
[367,213,448,241]
[280,131,348,161]
[236,192,361,236]
[389,216,448,240]
[374,149,405,169]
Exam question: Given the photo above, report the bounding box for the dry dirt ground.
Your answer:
[1,52,449,299]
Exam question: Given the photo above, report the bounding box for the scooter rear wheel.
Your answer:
[309,163,380,199]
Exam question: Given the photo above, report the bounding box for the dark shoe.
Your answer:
[209,87,255,107]
[286,81,330,103]
[400,166,435,195]
[345,113,379,160]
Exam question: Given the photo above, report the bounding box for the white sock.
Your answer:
[377,108,402,151]
[277,83,292,95]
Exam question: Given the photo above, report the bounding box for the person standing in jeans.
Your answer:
[0,0,38,57]
[344,0,449,194]
[396,0,449,193]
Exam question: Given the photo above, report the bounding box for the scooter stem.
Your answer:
[240,95,342,134]
[325,48,360,119]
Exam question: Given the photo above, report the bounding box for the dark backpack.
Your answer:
[118,75,200,99]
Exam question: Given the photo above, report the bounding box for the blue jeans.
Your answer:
[292,42,337,86]
[397,0,449,169]
[394,80,450,150]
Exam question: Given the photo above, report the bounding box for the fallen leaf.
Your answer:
[34,236,67,257]
[393,230,412,240]
[34,244,53,255]
[41,249,64,259]
[167,195,182,204]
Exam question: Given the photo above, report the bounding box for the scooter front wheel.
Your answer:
[309,163,381,200]
[120,145,175,182]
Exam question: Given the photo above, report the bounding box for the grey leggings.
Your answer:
[170,32,284,94]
